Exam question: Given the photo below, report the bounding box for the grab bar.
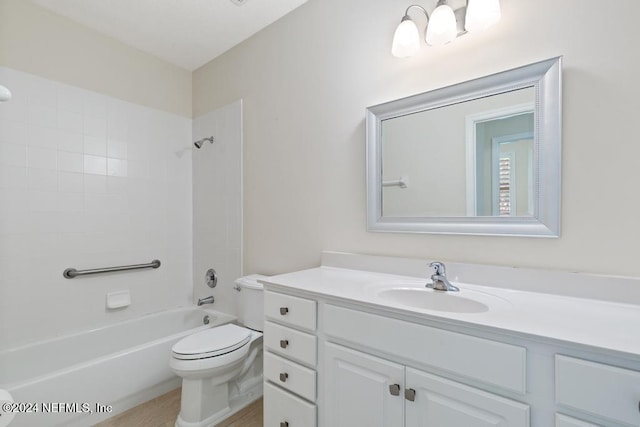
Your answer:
[382,175,409,189]
[63,259,161,279]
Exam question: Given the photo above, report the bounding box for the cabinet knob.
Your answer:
[280,339,289,348]
[280,307,289,315]
[280,422,289,427]
[388,384,401,396]
[405,388,416,402]
[279,372,289,382]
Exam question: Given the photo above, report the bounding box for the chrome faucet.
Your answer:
[197,296,215,306]
[426,261,459,292]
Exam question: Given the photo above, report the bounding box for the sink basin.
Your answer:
[376,287,497,313]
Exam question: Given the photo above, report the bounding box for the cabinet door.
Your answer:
[405,367,529,427]
[323,342,404,427]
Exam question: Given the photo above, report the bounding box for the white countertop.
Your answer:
[261,264,640,358]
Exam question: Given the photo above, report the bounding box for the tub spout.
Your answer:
[197,296,214,306]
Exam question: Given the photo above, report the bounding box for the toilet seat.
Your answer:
[172,324,251,361]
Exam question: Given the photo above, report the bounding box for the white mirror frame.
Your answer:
[366,57,562,237]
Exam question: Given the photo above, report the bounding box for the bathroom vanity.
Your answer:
[261,252,640,427]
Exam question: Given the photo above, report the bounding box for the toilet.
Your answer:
[170,274,266,427]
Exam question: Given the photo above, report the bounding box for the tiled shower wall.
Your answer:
[192,101,242,318]
[0,67,193,350]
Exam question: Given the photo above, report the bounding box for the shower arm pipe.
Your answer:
[194,136,214,148]
[63,259,161,279]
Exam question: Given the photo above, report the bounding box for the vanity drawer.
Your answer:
[324,304,526,394]
[264,381,316,427]
[555,414,601,427]
[265,291,317,331]
[556,355,640,426]
[264,321,317,366]
[265,351,316,402]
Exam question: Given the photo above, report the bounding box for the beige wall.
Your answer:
[193,0,640,278]
[0,0,191,117]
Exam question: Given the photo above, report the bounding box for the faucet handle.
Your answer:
[429,261,446,276]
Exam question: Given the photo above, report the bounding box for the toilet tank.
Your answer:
[234,274,267,331]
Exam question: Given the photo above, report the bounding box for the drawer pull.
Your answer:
[280,422,289,427]
[405,388,416,402]
[389,384,401,396]
[280,307,289,315]
[280,339,289,348]
[279,372,289,382]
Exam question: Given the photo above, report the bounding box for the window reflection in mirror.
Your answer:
[381,87,535,218]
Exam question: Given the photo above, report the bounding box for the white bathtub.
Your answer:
[0,307,236,427]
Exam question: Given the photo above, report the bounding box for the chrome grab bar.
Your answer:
[63,259,161,279]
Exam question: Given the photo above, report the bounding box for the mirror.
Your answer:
[366,57,562,236]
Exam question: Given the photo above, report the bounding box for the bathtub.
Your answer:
[0,307,236,427]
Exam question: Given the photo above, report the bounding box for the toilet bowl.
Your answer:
[170,274,266,427]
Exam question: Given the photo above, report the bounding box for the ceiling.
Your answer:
[32,0,310,71]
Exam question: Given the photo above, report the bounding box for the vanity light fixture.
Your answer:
[0,84,11,102]
[391,0,501,58]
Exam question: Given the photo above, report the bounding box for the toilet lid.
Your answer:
[172,324,251,360]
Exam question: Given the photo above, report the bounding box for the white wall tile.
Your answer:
[84,116,107,138]
[57,130,84,153]
[27,168,57,191]
[83,154,107,175]
[83,92,107,119]
[57,110,83,133]
[58,172,84,193]
[107,138,127,159]
[0,68,192,350]
[27,105,57,127]
[0,143,26,167]
[28,190,57,212]
[84,174,107,194]
[107,158,127,177]
[27,125,58,150]
[0,120,27,145]
[192,100,241,317]
[0,189,29,212]
[106,176,127,194]
[57,193,84,212]
[58,151,84,173]
[0,99,27,123]
[0,165,27,189]
[27,146,57,170]
[0,211,30,233]
[84,135,107,156]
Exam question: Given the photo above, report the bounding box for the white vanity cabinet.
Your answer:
[324,342,404,427]
[263,291,318,427]
[324,342,529,427]
[405,367,529,426]
[555,355,640,426]
[322,304,530,427]
[262,269,640,427]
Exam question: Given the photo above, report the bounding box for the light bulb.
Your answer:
[425,4,457,46]
[465,0,501,32]
[392,17,420,58]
